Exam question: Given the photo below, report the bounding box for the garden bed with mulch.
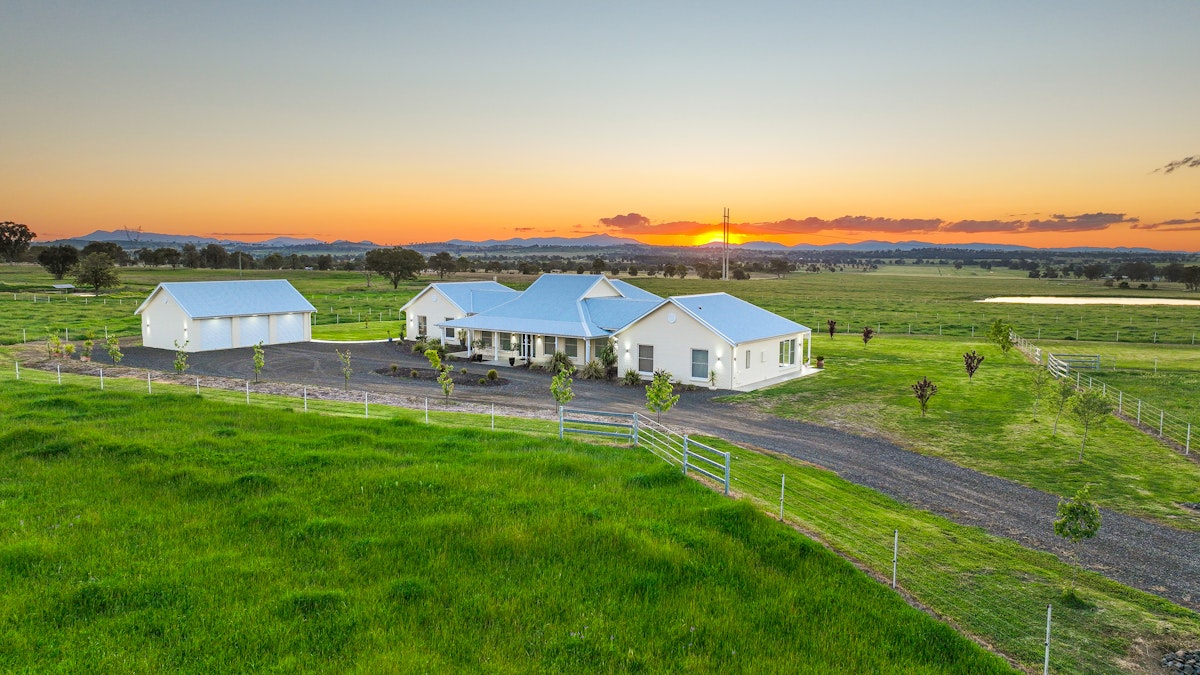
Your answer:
[374,366,510,386]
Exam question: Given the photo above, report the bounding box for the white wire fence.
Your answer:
[1014,332,1194,456]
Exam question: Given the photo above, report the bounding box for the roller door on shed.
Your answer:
[275,313,305,344]
[196,318,233,351]
[237,315,270,348]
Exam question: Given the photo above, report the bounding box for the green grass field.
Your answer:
[0,380,1015,673]
[727,335,1200,530]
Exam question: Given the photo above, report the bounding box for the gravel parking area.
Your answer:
[65,340,1200,610]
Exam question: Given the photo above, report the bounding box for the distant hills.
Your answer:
[43,230,1177,255]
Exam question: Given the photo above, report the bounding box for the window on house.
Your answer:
[443,318,455,340]
[481,333,493,348]
[779,338,796,366]
[544,336,557,356]
[638,344,654,373]
[417,316,427,337]
[564,338,578,358]
[691,349,709,379]
[745,350,751,369]
[500,334,513,351]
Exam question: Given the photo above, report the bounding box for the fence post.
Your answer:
[1075,371,1080,388]
[364,392,368,418]
[1118,390,1122,414]
[779,475,786,520]
[632,415,639,447]
[147,372,152,394]
[424,397,429,424]
[558,406,564,440]
[99,368,103,389]
[892,530,899,588]
[195,378,200,395]
[303,386,307,412]
[1186,424,1191,455]
[1159,410,1164,437]
[491,404,495,431]
[1044,604,1052,675]
[723,450,730,496]
[15,361,19,380]
[682,435,690,476]
[245,381,250,404]
[57,364,61,385]
[1137,400,1141,426]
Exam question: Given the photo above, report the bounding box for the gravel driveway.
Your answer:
[111,340,1200,611]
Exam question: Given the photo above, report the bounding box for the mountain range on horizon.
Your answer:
[43,229,1183,255]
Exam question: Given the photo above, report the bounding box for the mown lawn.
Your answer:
[0,380,1013,673]
[727,334,1200,530]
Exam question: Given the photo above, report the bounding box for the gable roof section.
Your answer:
[664,293,809,345]
[608,279,661,301]
[439,274,656,338]
[398,280,518,315]
[135,280,316,319]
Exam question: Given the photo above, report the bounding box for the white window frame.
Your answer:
[779,338,796,367]
[564,338,578,359]
[637,344,654,373]
[691,349,709,380]
[544,336,558,356]
[443,317,455,341]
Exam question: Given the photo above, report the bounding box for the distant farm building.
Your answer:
[135,280,316,352]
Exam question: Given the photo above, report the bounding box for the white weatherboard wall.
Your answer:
[617,302,808,392]
[404,287,465,345]
[141,291,190,351]
[617,303,732,388]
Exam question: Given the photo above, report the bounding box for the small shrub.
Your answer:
[548,351,573,374]
[479,378,487,384]
[410,369,419,378]
[486,369,498,381]
[389,363,399,374]
[578,359,605,380]
[623,369,641,385]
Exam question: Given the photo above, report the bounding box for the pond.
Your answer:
[977,296,1200,306]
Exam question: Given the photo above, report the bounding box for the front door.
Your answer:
[520,334,534,361]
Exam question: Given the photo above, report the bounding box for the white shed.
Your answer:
[135,280,316,352]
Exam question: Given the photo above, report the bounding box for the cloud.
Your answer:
[599,213,651,230]
[1131,218,1200,231]
[1022,213,1136,232]
[1154,156,1200,174]
[512,227,535,232]
[940,220,1024,233]
[594,211,1140,237]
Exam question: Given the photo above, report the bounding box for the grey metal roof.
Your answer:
[438,274,652,338]
[135,280,316,319]
[608,279,661,301]
[583,297,659,331]
[666,293,810,344]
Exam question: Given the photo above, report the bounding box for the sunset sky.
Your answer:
[3,2,1198,251]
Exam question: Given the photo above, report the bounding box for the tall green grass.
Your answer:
[0,379,1012,673]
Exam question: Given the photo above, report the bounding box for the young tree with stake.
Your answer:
[1030,367,1051,414]
[1052,379,1075,435]
[911,376,938,416]
[827,320,837,339]
[861,326,875,346]
[1069,389,1113,459]
[1054,485,1101,587]
[645,369,680,421]
[550,364,575,411]
[173,340,189,374]
[962,350,984,382]
[987,319,1014,354]
[426,348,454,401]
[336,349,352,391]
[252,341,265,383]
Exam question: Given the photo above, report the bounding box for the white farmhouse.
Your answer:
[398,280,520,347]
[419,274,814,391]
[135,280,316,352]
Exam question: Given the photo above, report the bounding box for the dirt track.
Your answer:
[84,340,1200,611]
